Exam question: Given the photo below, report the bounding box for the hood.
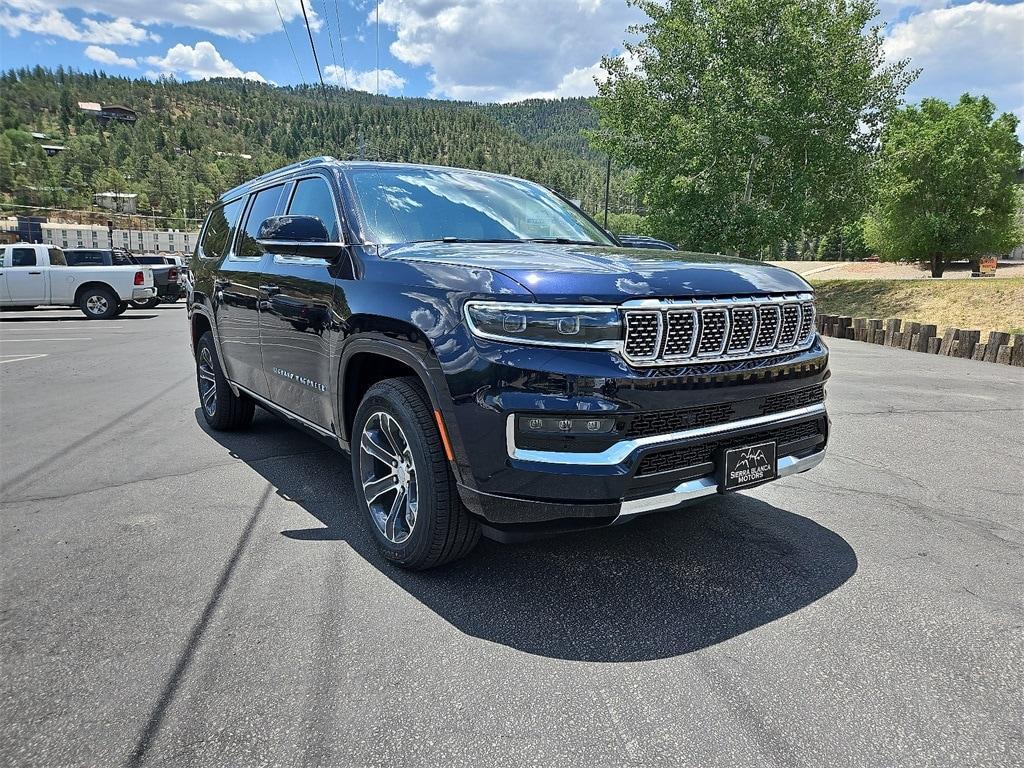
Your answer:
[381,242,811,302]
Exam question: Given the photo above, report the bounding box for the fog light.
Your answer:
[517,415,616,435]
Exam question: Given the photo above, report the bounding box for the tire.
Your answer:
[130,297,161,309]
[79,286,119,319]
[195,331,255,431]
[352,377,480,569]
[113,301,128,317]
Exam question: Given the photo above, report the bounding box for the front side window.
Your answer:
[197,197,243,260]
[11,248,36,267]
[236,184,286,259]
[348,167,613,247]
[287,177,341,241]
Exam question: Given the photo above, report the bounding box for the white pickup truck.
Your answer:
[0,243,156,319]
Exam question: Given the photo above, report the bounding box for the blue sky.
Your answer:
[0,0,1021,126]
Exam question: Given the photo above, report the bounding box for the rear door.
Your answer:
[214,184,287,396]
[258,174,341,429]
[6,247,48,304]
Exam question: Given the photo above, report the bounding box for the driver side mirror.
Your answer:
[256,215,344,261]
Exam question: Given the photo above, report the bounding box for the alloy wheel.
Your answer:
[198,347,217,416]
[86,295,108,315]
[359,411,419,544]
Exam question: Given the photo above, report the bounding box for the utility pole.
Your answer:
[603,155,612,229]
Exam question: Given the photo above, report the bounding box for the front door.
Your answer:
[258,175,341,430]
[5,247,47,304]
[213,183,288,396]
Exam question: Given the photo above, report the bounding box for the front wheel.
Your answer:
[352,377,479,569]
[130,297,161,309]
[195,331,255,430]
[79,286,119,319]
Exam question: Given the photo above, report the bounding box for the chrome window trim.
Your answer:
[463,300,623,350]
[506,402,827,466]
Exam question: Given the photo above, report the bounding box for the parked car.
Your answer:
[189,157,829,569]
[131,255,184,306]
[617,234,678,250]
[1,243,155,318]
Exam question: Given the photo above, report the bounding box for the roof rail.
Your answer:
[220,155,338,201]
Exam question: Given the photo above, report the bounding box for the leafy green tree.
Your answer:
[841,218,871,260]
[593,0,914,255]
[865,94,1022,277]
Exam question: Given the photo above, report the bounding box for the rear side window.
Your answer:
[288,177,341,240]
[66,250,104,265]
[11,248,36,267]
[48,248,66,266]
[198,198,243,260]
[236,185,286,260]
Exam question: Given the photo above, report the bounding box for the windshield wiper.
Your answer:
[406,237,526,244]
[524,237,604,246]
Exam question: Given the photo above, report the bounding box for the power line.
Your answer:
[319,0,340,77]
[333,0,349,89]
[299,0,329,107]
[274,0,306,86]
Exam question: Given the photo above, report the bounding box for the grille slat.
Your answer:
[622,295,815,367]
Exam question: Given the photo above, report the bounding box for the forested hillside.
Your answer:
[0,68,633,229]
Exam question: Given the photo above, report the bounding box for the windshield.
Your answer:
[348,166,614,247]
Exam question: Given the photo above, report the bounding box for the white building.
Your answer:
[42,222,198,255]
[93,192,138,214]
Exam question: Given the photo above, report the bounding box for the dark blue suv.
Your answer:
[188,157,829,569]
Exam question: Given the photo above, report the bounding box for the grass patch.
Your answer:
[810,278,1024,336]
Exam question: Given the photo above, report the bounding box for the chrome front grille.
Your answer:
[621,294,816,367]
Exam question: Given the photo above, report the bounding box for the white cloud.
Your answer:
[0,7,155,44]
[84,44,136,67]
[884,2,1024,131]
[324,65,406,94]
[145,41,267,82]
[375,0,643,102]
[0,0,316,41]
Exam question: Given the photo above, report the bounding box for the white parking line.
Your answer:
[0,338,93,342]
[0,354,49,365]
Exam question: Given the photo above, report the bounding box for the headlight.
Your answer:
[464,301,622,349]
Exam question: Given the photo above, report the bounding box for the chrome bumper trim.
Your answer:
[507,402,827,466]
[615,446,827,522]
[131,288,156,300]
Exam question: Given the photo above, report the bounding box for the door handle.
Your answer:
[28,271,42,275]
[259,284,281,296]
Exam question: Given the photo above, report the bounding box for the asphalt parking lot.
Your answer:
[1,305,1022,768]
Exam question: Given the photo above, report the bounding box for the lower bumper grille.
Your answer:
[635,419,823,476]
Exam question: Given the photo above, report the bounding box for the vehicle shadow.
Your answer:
[0,314,159,322]
[197,409,858,662]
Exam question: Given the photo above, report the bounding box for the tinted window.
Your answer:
[134,256,167,264]
[11,248,36,267]
[198,198,243,260]
[348,167,614,247]
[236,185,286,259]
[65,250,106,266]
[287,177,340,240]
[48,248,66,266]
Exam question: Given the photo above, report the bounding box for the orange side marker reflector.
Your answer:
[434,410,454,462]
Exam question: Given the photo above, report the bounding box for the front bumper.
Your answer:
[131,287,156,301]
[442,333,831,532]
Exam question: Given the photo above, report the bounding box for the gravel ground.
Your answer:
[1,305,1022,768]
